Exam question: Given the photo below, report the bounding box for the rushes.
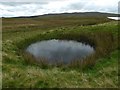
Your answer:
[2,19,118,87]
[18,30,118,69]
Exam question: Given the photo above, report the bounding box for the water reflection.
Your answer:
[108,17,120,20]
[26,39,95,64]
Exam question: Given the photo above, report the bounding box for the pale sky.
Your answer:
[0,0,119,17]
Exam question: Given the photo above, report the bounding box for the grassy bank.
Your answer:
[18,29,117,69]
[2,15,119,88]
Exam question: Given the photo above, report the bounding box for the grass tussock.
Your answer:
[19,30,118,69]
[2,15,118,88]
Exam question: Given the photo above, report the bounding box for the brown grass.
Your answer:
[20,31,118,69]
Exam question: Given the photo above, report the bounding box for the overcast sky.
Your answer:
[0,0,119,17]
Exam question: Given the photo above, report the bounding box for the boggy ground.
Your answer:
[2,15,119,88]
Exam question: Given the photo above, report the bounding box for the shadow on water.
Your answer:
[26,39,95,64]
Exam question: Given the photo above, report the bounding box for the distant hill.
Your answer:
[2,12,118,31]
[10,12,118,19]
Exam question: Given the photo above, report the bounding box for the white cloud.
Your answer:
[0,0,119,17]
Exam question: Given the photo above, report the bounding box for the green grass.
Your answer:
[2,50,118,88]
[2,16,119,88]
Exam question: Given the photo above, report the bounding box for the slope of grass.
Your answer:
[2,15,119,88]
[2,50,118,88]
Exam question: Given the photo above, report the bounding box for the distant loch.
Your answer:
[108,17,120,20]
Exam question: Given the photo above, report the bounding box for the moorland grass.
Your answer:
[2,16,119,88]
[19,31,118,69]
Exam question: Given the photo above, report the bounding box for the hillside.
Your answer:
[11,12,118,18]
[2,12,119,88]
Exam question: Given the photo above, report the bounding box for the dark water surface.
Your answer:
[26,39,95,64]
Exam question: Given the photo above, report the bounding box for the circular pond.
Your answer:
[26,39,95,64]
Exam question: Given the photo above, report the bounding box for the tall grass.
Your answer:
[17,30,118,69]
[2,17,118,87]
